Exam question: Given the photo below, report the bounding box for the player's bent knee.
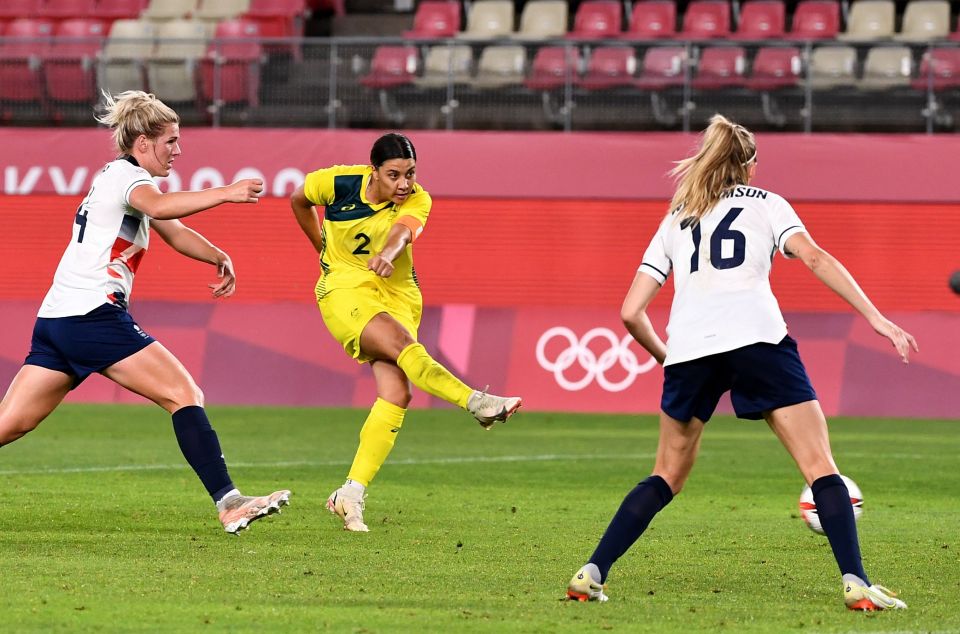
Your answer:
[0,414,41,445]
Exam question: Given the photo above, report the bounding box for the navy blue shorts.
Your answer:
[661,335,817,423]
[24,303,156,388]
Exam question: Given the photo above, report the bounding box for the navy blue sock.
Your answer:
[589,475,674,582]
[812,474,869,584]
[171,406,235,502]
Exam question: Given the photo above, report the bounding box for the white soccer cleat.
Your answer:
[327,485,369,532]
[567,565,609,602]
[218,490,290,534]
[843,574,907,611]
[466,388,522,429]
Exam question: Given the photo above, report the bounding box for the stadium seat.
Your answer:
[809,45,857,88]
[732,0,785,40]
[567,0,622,40]
[472,45,526,88]
[195,0,250,24]
[0,18,54,104]
[40,0,97,20]
[415,44,473,87]
[403,1,460,39]
[894,0,950,42]
[523,45,580,90]
[911,47,960,90]
[457,1,514,41]
[244,0,305,59]
[199,18,262,107]
[747,46,802,90]
[692,46,747,89]
[95,0,148,21]
[360,45,418,88]
[513,0,567,40]
[99,18,155,94]
[147,19,207,102]
[858,45,913,90]
[142,0,197,22]
[621,1,677,40]
[679,0,731,39]
[635,45,686,89]
[785,0,840,40]
[0,0,43,21]
[44,18,106,102]
[838,0,895,41]
[578,46,636,89]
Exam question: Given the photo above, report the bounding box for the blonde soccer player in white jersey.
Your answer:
[290,133,521,532]
[566,115,918,611]
[0,91,290,534]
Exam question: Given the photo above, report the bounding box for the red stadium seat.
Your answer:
[200,19,263,107]
[403,1,460,40]
[568,0,623,39]
[360,45,418,89]
[786,0,841,40]
[622,1,677,40]
[44,18,106,102]
[747,46,802,90]
[40,0,97,20]
[578,46,636,89]
[244,0,306,59]
[912,47,960,90]
[0,18,54,104]
[732,1,785,40]
[635,45,686,89]
[680,0,731,39]
[0,0,43,20]
[691,46,747,89]
[95,0,148,20]
[524,45,581,90]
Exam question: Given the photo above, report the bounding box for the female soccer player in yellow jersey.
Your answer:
[290,133,521,532]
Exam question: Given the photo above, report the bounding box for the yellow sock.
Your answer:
[396,342,472,408]
[346,398,407,487]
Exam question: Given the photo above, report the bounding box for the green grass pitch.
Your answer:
[0,404,957,633]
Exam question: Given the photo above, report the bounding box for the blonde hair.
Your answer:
[95,91,179,155]
[668,114,757,223]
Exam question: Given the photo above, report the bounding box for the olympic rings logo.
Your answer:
[535,326,659,392]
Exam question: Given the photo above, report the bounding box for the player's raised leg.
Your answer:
[360,313,521,428]
[102,341,290,534]
[0,365,73,446]
[328,360,409,532]
[568,412,702,601]
[765,401,906,610]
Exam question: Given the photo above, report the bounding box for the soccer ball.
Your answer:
[798,475,863,535]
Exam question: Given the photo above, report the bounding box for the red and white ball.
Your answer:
[798,475,863,535]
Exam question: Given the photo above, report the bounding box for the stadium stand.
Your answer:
[785,0,841,39]
[195,0,250,24]
[748,45,803,90]
[457,1,514,40]
[635,46,687,89]
[895,0,951,41]
[913,46,960,89]
[513,0,568,40]
[809,45,858,88]
[40,0,97,21]
[679,0,732,39]
[567,0,623,39]
[361,44,418,88]
[44,18,106,103]
[147,19,207,104]
[142,0,197,22]
[0,18,53,109]
[99,18,155,94]
[96,0,148,21]
[416,43,473,87]
[859,45,913,89]
[578,45,636,89]
[621,1,677,40]
[199,18,263,113]
[472,44,526,88]
[403,1,460,39]
[837,0,896,41]
[692,45,747,89]
[524,45,580,90]
[732,0,786,39]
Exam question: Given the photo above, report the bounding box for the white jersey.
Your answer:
[639,186,806,366]
[38,157,155,318]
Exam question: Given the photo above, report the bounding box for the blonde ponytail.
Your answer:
[95,91,179,155]
[668,114,757,223]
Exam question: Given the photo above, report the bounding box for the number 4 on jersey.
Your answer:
[686,207,746,273]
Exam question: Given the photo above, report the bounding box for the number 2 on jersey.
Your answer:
[689,207,746,273]
[352,232,371,255]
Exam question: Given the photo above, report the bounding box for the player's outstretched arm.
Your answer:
[290,185,324,254]
[785,231,918,363]
[366,224,413,278]
[130,179,263,221]
[621,272,667,365]
[152,219,236,298]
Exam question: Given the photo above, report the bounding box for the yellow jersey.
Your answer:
[303,164,431,303]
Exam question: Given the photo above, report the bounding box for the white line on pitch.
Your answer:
[0,453,655,476]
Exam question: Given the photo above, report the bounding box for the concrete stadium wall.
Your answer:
[1,131,958,417]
